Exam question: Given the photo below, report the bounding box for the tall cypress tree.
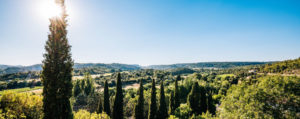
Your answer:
[187,82,201,115]
[113,73,123,119]
[187,82,207,115]
[174,75,180,110]
[97,97,103,113]
[103,80,111,116]
[134,79,144,119]
[168,93,175,115]
[41,0,73,118]
[73,80,82,97]
[199,86,207,113]
[158,81,168,119]
[148,79,157,119]
[207,91,216,115]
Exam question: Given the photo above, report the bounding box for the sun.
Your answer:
[38,0,62,19]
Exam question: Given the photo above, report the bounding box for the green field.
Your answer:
[217,74,235,78]
[0,86,43,95]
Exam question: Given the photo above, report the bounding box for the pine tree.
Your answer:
[113,73,123,119]
[103,80,111,116]
[148,79,157,119]
[168,93,175,115]
[174,75,180,110]
[134,79,144,119]
[97,97,103,113]
[158,81,168,119]
[187,82,201,115]
[41,0,73,118]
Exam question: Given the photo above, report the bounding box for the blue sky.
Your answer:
[0,0,299,66]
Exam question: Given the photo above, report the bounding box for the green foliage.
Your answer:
[174,104,192,119]
[73,80,82,97]
[112,73,123,119]
[103,80,111,116]
[74,110,110,119]
[97,97,103,114]
[260,58,300,73]
[187,82,207,115]
[168,93,175,115]
[218,76,300,119]
[0,86,43,95]
[0,91,43,119]
[134,79,144,119]
[148,78,157,119]
[174,75,180,110]
[158,81,168,119]
[83,73,95,96]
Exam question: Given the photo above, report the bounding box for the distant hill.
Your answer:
[144,62,269,70]
[260,58,300,74]
[0,65,11,70]
[0,62,273,75]
[0,63,141,75]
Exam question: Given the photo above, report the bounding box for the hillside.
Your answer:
[0,63,141,75]
[260,58,300,74]
[144,62,269,70]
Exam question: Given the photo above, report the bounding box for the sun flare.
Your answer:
[38,0,62,19]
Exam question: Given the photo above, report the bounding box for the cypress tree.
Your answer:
[148,79,157,119]
[113,73,123,119]
[73,80,81,97]
[84,73,94,96]
[134,79,144,119]
[174,75,180,110]
[187,82,201,115]
[158,81,168,119]
[103,80,111,116]
[207,92,216,115]
[168,93,175,115]
[187,82,207,115]
[97,97,103,113]
[41,0,73,118]
[199,86,207,113]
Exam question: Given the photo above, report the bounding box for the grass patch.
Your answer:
[0,86,43,95]
[217,74,235,78]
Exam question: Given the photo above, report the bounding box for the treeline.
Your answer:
[260,58,300,73]
[145,62,268,69]
[0,72,40,81]
[0,79,41,91]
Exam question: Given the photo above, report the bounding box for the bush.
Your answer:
[74,109,110,119]
[0,91,43,119]
[218,76,300,119]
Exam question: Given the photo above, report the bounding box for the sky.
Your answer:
[0,0,300,66]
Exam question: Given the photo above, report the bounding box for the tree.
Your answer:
[134,79,144,119]
[84,73,94,96]
[103,80,111,116]
[168,93,175,115]
[199,86,207,114]
[113,73,123,119]
[187,82,201,115]
[41,0,73,118]
[174,75,180,110]
[158,81,168,119]
[174,104,192,119]
[73,80,82,97]
[97,97,103,113]
[207,92,216,115]
[148,78,157,119]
